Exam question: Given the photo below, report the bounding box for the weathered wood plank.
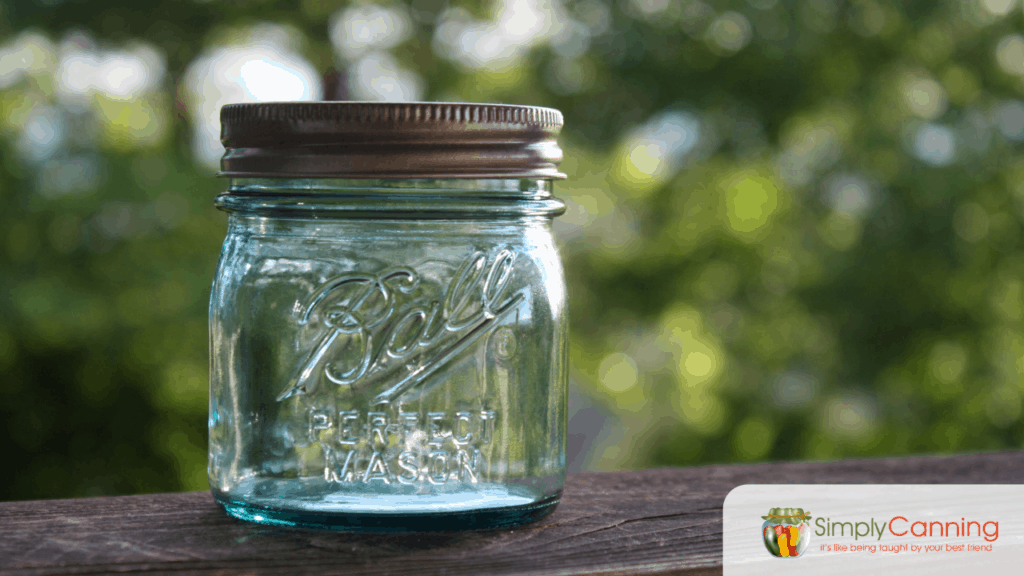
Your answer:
[2,451,1022,575]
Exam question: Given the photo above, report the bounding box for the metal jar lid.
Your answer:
[218,102,566,180]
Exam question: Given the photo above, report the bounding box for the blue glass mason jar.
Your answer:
[208,102,568,531]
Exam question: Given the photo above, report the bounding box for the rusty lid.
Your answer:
[218,102,566,179]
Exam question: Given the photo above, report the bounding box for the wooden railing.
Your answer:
[3,452,1021,575]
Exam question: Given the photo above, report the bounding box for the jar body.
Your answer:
[762,520,811,558]
[208,179,567,530]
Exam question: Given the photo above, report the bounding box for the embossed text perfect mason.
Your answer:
[208,102,569,531]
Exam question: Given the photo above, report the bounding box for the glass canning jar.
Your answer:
[208,102,568,531]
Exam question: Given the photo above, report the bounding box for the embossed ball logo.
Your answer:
[278,249,520,404]
[762,507,811,558]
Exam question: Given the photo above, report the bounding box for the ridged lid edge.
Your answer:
[220,102,563,130]
[218,102,566,179]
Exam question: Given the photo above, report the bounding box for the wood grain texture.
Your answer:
[2,451,1023,576]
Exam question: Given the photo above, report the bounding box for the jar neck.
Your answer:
[216,178,565,219]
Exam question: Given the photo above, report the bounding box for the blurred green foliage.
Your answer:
[3,0,1024,499]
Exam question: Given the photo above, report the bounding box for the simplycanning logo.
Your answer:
[762,508,812,558]
[762,507,1000,558]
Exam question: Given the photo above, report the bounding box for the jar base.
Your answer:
[212,487,561,532]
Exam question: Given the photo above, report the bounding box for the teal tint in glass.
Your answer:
[209,102,569,531]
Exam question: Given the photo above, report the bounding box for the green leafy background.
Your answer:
[2,0,1024,499]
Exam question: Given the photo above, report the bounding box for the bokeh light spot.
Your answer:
[433,0,567,70]
[724,172,779,234]
[912,123,956,166]
[599,352,639,393]
[708,12,752,53]
[995,100,1024,141]
[616,111,703,191]
[772,371,819,409]
[684,351,713,377]
[902,76,947,120]
[824,173,875,217]
[182,23,322,169]
[348,52,424,101]
[981,0,1018,17]
[996,35,1024,76]
[330,3,412,60]
[822,393,878,440]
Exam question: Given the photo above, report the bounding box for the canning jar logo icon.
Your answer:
[762,507,811,558]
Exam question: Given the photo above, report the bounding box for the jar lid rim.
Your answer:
[218,102,566,180]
